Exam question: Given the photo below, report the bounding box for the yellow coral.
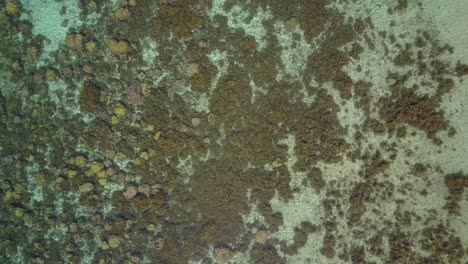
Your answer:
[90,161,104,174]
[133,158,142,166]
[139,152,149,160]
[98,178,107,186]
[114,105,127,117]
[153,131,161,141]
[101,241,110,250]
[5,2,20,16]
[76,156,87,167]
[67,170,77,178]
[96,170,107,179]
[14,208,24,218]
[85,41,96,53]
[111,115,120,125]
[144,124,154,132]
[108,40,129,55]
[0,13,8,23]
[113,8,130,21]
[271,158,283,168]
[46,70,57,81]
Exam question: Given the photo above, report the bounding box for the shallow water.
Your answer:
[0,0,467,263]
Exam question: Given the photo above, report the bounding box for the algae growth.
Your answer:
[1,0,468,263]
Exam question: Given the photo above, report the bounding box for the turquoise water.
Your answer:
[0,0,467,263]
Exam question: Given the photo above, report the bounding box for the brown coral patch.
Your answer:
[79,82,101,112]
[320,232,336,258]
[420,224,465,263]
[388,231,419,263]
[190,64,212,93]
[252,0,331,41]
[159,1,206,40]
[250,244,285,264]
[380,89,448,137]
[444,172,468,215]
[294,90,349,170]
